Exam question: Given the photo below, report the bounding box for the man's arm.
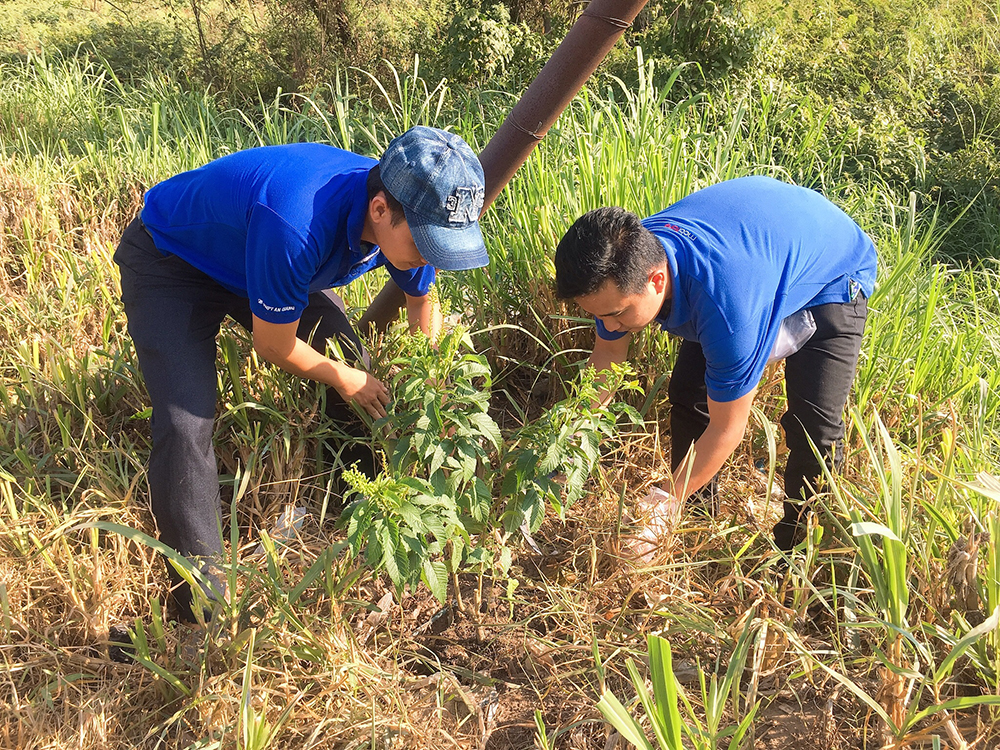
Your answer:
[667,388,756,501]
[404,292,443,337]
[251,315,390,418]
[587,333,633,407]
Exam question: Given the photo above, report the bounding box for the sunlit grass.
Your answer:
[1,51,1000,748]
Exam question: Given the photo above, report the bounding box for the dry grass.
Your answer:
[8,426,995,750]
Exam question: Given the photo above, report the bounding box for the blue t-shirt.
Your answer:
[141,144,436,324]
[595,176,877,402]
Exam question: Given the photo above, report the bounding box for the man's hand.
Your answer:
[335,366,390,419]
[405,291,441,337]
[251,314,390,419]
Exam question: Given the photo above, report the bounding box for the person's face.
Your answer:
[574,266,669,334]
[368,193,427,270]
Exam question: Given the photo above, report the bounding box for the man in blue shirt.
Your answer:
[114,126,488,618]
[554,176,876,557]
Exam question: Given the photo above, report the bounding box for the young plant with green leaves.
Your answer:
[340,467,469,602]
[377,323,499,516]
[598,627,757,750]
[805,409,1000,746]
[339,325,640,601]
[500,363,641,536]
[339,323,498,600]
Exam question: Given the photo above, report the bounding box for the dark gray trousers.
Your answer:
[667,295,868,550]
[115,217,372,612]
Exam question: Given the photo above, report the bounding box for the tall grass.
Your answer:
[3,50,1000,748]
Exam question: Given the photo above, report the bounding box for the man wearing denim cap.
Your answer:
[114,125,487,619]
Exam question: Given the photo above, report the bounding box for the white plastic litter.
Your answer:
[251,505,307,556]
[628,486,682,562]
[519,520,544,555]
[767,308,817,364]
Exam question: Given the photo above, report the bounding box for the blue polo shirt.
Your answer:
[141,144,436,324]
[595,176,877,402]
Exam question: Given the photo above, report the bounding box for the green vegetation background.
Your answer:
[2,0,997,255]
[3,1,1000,747]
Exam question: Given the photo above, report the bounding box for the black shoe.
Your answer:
[169,557,228,623]
[108,624,135,664]
[774,500,813,552]
[773,517,799,552]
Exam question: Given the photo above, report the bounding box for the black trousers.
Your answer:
[667,295,868,550]
[115,217,373,609]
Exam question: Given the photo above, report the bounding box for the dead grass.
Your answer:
[5,401,997,750]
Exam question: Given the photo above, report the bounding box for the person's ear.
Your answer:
[368,191,390,224]
[649,266,667,294]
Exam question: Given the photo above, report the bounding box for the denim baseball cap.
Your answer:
[379,126,488,271]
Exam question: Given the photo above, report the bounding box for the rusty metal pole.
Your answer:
[361,0,650,331]
[479,0,650,211]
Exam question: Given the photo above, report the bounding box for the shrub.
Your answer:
[340,321,639,599]
[436,1,551,86]
[48,18,196,86]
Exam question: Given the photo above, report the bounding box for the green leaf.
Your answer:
[910,694,1000,725]
[540,439,565,475]
[395,502,425,533]
[421,559,448,603]
[77,521,209,594]
[429,443,447,477]
[935,606,1000,680]
[626,658,671,749]
[523,488,546,533]
[596,692,656,750]
[647,636,684,749]
[365,528,383,569]
[579,431,599,466]
[468,411,502,450]
[470,477,493,521]
[563,465,588,506]
[289,543,347,604]
[379,523,405,589]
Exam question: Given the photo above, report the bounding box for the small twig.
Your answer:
[452,567,465,613]
[474,567,486,641]
[941,708,968,750]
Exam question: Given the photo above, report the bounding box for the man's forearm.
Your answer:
[665,389,755,502]
[251,313,389,418]
[254,335,354,389]
[668,424,743,501]
[587,334,632,407]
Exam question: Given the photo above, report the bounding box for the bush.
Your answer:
[48,18,196,86]
[435,1,551,86]
[599,0,767,88]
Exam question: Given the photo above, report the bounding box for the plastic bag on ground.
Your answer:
[251,505,308,556]
[627,487,682,562]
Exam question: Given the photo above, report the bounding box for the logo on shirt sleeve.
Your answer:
[662,222,695,240]
[258,299,296,313]
[646,217,696,241]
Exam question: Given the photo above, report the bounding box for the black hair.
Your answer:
[554,207,665,300]
[366,164,406,226]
